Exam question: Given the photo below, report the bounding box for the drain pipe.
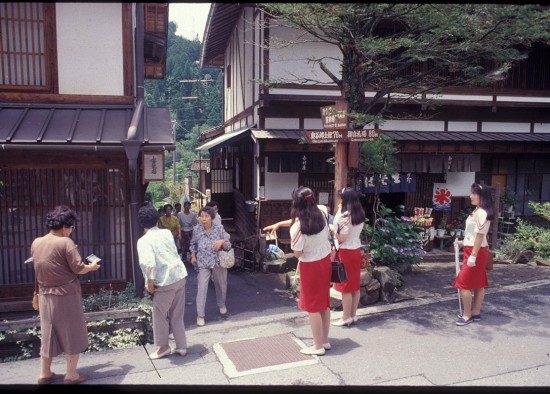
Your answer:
[124,2,146,296]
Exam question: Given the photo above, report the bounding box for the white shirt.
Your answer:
[333,209,363,250]
[290,217,331,262]
[463,207,490,247]
[137,227,188,287]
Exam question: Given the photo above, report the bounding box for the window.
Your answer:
[0,2,56,92]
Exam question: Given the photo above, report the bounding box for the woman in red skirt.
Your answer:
[331,188,366,327]
[453,182,494,326]
[289,187,332,356]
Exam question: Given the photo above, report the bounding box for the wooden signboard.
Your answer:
[320,102,348,130]
[303,128,381,144]
[142,152,165,182]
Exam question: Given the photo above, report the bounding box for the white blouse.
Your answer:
[463,207,490,247]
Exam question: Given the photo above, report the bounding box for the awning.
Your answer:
[383,131,550,143]
[0,104,174,151]
[251,129,303,140]
[196,126,251,151]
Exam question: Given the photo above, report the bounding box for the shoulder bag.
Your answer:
[218,247,235,269]
[324,212,348,283]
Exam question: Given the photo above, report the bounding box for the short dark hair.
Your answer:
[45,205,77,230]
[138,205,161,229]
[206,200,218,208]
[163,204,173,212]
[199,206,216,220]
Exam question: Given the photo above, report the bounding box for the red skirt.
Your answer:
[333,248,361,293]
[453,246,489,290]
[298,254,332,313]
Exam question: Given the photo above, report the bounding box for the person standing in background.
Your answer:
[177,201,198,264]
[330,187,366,327]
[453,182,494,326]
[157,204,181,248]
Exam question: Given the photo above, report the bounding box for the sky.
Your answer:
[168,3,211,41]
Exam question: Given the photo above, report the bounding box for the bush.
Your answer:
[365,205,426,268]
[498,202,550,260]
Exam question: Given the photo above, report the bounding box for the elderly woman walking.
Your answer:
[137,205,188,359]
[32,205,101,385]
[190,206,231,327]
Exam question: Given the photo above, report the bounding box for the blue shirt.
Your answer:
[137,227,188,287]
[190,223,231,269]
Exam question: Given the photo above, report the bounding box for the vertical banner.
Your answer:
[433,183,451,212]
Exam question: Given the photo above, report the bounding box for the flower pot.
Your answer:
[436,229,445,237]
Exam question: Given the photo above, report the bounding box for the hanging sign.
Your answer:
[303,128,381,144]
[433,183,451,212]
[361,173,416,193]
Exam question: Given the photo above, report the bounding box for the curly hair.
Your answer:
[199,206,216,220]
[138,205,161,229]
[45,205,78,230]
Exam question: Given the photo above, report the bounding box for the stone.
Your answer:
[372,266,398,304]
[359,269,381,305]
[511,250,534,264]
[535,258,550,267]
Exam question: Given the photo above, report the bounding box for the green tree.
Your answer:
[259,4,550,127]
[144,20,222,204]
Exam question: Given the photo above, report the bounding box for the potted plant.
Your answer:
[436,212,448,237]
[500,189,517,214]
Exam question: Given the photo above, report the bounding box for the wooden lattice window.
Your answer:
[0,2,56,91]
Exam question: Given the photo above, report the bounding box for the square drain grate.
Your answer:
[213,333,319,378]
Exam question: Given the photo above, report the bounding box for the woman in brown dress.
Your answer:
[32,205,101,385]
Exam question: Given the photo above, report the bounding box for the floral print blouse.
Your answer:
[190,222,231,269]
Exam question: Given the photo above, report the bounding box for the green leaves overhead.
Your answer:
[259,3,550,127]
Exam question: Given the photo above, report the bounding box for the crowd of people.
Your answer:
[32,182,493,384]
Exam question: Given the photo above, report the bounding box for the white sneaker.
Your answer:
[219,306,227,315]
[196,316,205,326]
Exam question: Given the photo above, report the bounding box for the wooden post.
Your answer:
[334,141,348,213]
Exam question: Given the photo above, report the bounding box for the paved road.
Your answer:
[1,262,549,388]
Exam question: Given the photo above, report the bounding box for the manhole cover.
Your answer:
[213,333,318,378]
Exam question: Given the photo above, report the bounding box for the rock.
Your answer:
[359,269,381,305]
[511,250,534,264]
[329,287,342,310]
[535,258,550,267]
[394,263,412,275]
[372,266,398,304]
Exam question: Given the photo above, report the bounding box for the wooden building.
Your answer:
[198,4,550,250]
[0,3,172,309]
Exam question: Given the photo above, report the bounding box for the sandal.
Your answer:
[37,372,61,385]
[64,374,88,385]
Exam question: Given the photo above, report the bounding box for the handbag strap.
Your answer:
[322,210,339,260]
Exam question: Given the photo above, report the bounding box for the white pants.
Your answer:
[196,265,227,318]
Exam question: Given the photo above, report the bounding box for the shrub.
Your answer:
[498,202,550,260]
[365,205,425,268]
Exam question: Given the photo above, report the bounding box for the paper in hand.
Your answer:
[86,254,102,264]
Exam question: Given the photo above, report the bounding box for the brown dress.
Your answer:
[31,233,88,358]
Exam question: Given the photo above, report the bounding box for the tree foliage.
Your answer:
[259,3,550,126]
[144,21,222,205]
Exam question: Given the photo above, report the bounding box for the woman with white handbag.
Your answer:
[190,206,232,326]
